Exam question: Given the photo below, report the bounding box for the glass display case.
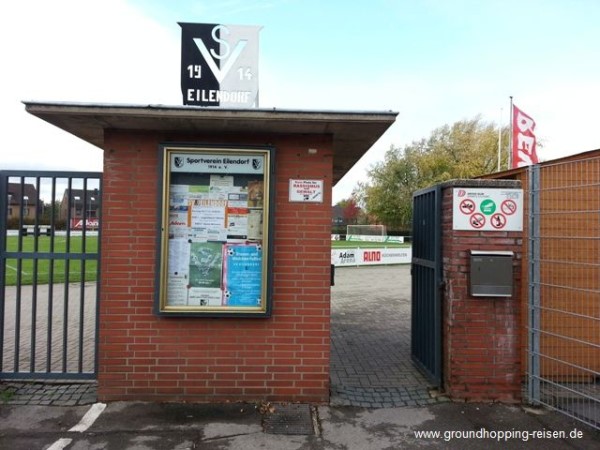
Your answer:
[156,145,274,316]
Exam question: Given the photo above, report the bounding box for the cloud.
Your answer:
[1,0,181,172]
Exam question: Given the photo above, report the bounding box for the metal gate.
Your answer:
[527,161,600,430]
[0,171,101,380]
[411,185,442,386]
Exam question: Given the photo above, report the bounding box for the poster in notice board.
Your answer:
[223,244,262,306]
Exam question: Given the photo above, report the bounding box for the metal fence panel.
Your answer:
[0,171,101,380]
[528,160,600,430]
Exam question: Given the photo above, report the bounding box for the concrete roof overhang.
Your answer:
[23,101,397,185]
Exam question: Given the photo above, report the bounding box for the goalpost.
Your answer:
[346,224,386,242]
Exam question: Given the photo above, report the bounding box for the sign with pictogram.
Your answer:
[470,213,485,229]
[501,199,517,215]
[453,188,523,231]
[490,213,507,229]
[459,199,476,215]
[480,199,496,215]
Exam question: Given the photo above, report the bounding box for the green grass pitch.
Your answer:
[4,235,98,286]
[4,236,409,286]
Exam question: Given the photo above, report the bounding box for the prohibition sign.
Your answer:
[459,199,476,215]
[491,213,507,229]
[501,199,517,215]
[470,213,485,229]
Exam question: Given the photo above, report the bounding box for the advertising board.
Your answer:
[331,247,412,266]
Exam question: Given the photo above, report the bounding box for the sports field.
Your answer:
[4,235,98,286]
[3,236,408,286]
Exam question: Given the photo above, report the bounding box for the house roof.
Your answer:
[60,188,100,203]
[7,183,38,204]
[23,101,398,185]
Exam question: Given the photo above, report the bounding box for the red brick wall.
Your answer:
[441,184,522,402]
[98,130,332,403]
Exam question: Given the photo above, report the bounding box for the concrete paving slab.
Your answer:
[0,404,91,433]
[1,401,598,449]
[90,402,263,433]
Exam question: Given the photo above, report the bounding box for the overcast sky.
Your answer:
[3,0,600,203]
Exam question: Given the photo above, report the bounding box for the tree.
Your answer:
[41,200,60,224]
[341,198,360,224]
[333,197,363,228]
[356,117,509,231]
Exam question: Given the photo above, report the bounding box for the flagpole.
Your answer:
[497,107,502,171]
[508,96,514,170]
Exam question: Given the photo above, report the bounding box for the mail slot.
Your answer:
[469,250,514,297]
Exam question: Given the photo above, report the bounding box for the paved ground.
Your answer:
[0,380,97,406]
[0,400,598,449]
[2,265,435,408]
[330,265,440,407]
[1,282,96,374]
[1,266,600,448]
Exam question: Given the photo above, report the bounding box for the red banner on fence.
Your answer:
[512,104,538,168]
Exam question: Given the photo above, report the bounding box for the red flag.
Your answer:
[512,104,538,168]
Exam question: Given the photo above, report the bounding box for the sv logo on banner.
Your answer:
[179,22,261,108]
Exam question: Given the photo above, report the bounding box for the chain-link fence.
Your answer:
[528,160,600,430]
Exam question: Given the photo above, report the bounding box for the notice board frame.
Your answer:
[155,144,275,317]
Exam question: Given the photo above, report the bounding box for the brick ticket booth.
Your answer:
[25,101,396,403]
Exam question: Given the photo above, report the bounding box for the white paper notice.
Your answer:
[227,191,249,208]
[188,287,223,306]
[210,175,234,187]
[170,194,188,210]
[167,276,188,306]
[168,239,191,275]
[189,199,227,229]
[169,211,188,235]
[227,208,249,237]
[247,209,263,240]
[171,184,190,193]
[209,175,234,200]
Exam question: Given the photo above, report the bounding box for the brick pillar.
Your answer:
[441,180,523,402]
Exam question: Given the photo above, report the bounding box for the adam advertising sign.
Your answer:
[331,248,412,267]
[180,23,261,108]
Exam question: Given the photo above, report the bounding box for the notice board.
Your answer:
[157,145,274,316]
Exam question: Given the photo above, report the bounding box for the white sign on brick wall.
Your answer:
[289,179,323,203]
[452,188,523,231]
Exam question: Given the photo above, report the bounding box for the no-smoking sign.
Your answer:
[452,188,523,231]
[501,199,517,215]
